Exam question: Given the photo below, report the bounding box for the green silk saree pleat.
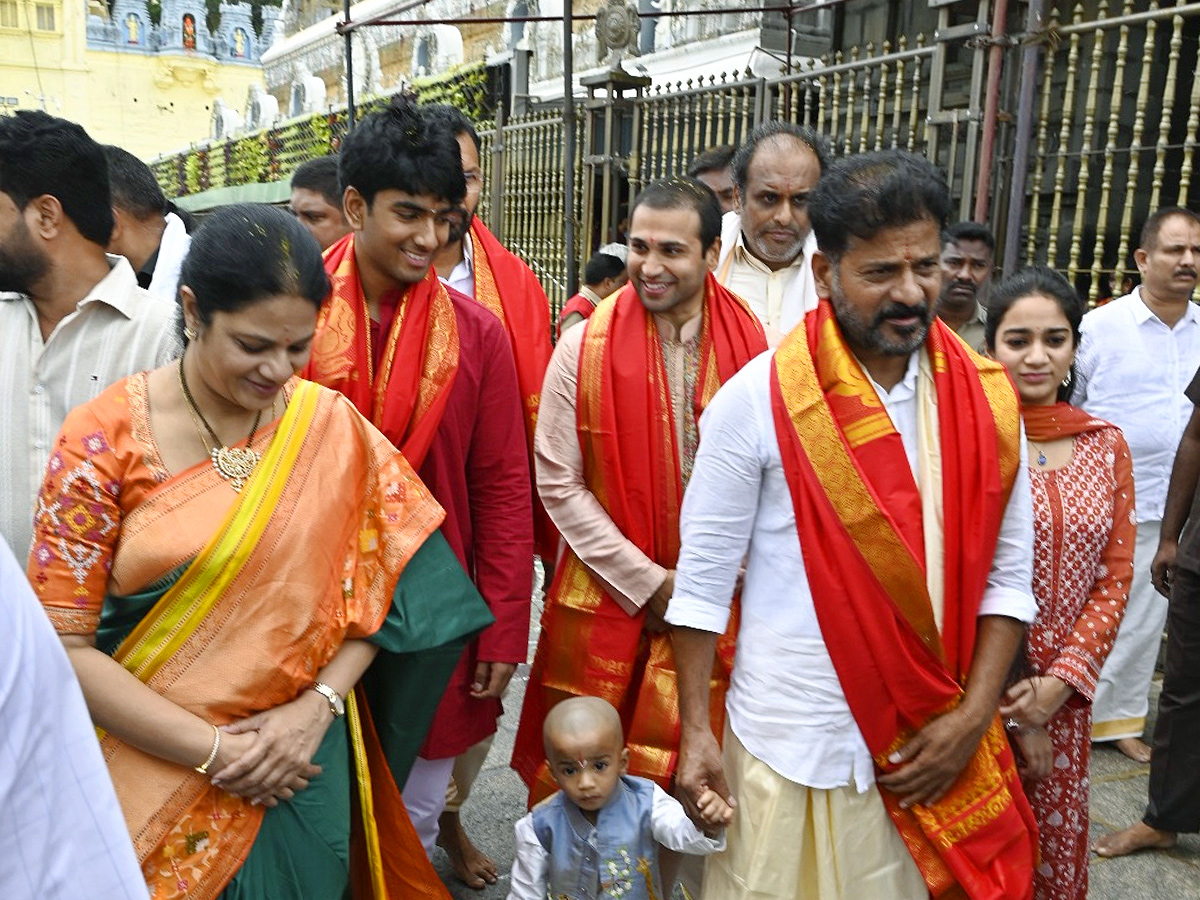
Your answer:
[361,528,495,785]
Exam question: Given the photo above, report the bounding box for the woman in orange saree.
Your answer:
[27,206,489,900]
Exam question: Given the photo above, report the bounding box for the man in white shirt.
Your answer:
[0,112,179,559]
[668,150,1038,900]
[1073,205,1200,763]
[714,121,828,344]
[0,536,148,900]
[104,144,192,302]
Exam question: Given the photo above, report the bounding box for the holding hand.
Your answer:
[677,728,735,825]
[694,785,735,836]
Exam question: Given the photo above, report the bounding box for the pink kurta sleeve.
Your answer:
[1048,429,1136,699]
[534,325,668,615]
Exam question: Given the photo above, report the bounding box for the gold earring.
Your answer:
[184,325,198,341]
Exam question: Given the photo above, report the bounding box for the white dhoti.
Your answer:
[1092,519,1166,741]
[702,728,927,900]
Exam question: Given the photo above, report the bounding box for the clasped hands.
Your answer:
[205,691,332,808]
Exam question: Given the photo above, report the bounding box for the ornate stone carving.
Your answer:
[594,0,639,66]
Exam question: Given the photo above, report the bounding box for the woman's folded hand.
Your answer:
[208,692,330,806]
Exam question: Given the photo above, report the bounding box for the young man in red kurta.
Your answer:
[303,97,534,859]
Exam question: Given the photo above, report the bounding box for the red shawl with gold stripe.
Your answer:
[469,221,558,561]
[303,233,458,470]
[513,275,766,803]
[770,302,1036,900]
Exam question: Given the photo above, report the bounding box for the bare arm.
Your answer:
[1154,404,1200,595]
[672,626,731,816]
[877,614,1024,807]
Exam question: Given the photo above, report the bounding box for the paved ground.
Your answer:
[432,576,1200,899]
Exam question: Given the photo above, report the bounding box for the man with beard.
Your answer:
[0,112,178,559]
[936,221,994,352]
[302,97,533,863]
[714,121,828,345]
[669,150,1039,900]
[419,103,554,890]
[513,178,765,894]
[1073,206,1200,764]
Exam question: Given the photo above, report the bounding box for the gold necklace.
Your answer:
[178,356,262,492]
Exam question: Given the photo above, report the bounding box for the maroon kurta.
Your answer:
[365,285,534,757]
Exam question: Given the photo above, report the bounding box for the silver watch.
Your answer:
[309,681,345,718]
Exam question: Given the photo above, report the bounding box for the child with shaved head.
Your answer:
[507,696,730,900]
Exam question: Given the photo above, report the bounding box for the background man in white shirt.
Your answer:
[714,121,829,343]
[1073,205,1200,763]
[104,144,193,302]
[668,150,1037,900]
[0,111,179,559]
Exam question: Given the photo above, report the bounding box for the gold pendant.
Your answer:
[211,446,260,492]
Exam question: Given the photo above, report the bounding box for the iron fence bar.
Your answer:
[1054,0,1200,32]
[1003,0,1049,275]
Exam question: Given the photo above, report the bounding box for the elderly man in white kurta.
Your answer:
[714,121,828,345]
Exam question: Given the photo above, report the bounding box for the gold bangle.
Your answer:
[195,724,221,774]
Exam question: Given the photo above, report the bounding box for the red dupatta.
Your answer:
[513,275,766,802]
[469,220,558,561]
[303,234,458,470]
[770,302,1036,900]
[1021,401,1111,442]
[556,292,598,338]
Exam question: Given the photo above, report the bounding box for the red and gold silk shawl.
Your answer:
[513,275,766,803]
[1021,401,1112,442]
[469,219,559,561]
[770,302,1037,900]
[33,378,448,900]
[304,233,458,470]
[556,291,598,339]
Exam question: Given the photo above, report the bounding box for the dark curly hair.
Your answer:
[338,95,466,209]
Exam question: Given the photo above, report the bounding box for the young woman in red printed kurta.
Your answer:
[988,267,1135,900]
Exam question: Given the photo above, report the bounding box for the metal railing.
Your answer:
[151,1,1200,318]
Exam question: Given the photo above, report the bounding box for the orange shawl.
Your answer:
[304,233,458,470]
[102,384,445,899]
[513,275,766,802]
[770,303,1036,900]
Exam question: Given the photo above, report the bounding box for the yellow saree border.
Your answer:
[114,381,321,682]
[347,690,390,900]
